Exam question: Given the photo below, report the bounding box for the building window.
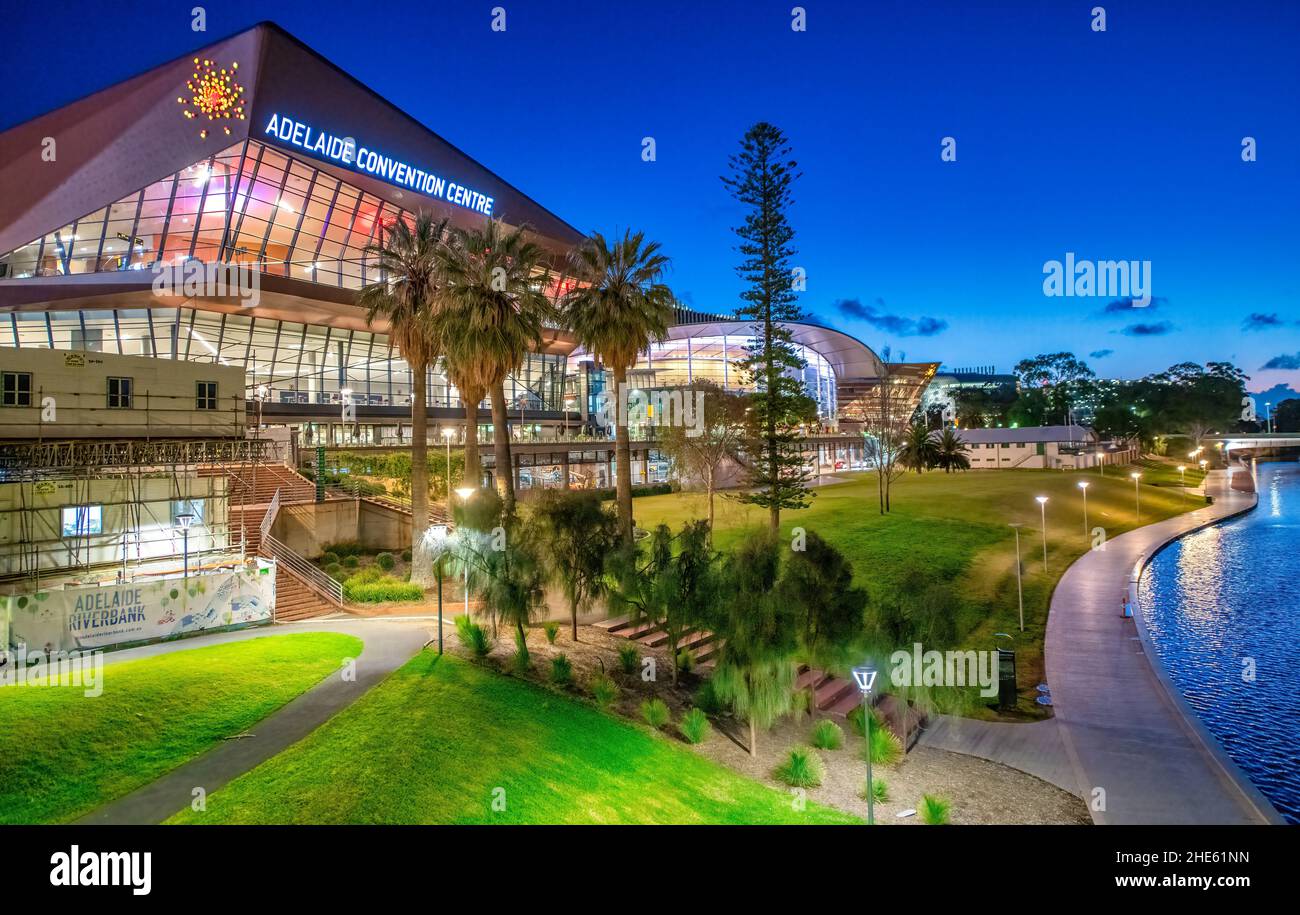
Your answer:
[107,376,133,408]
[61,505,103,537]
[196,381,217,410]
[1,371,32,407]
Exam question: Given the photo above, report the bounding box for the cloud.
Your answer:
[1089,348,1114,359]
[1101,296,1166,314]
[1242,312,1292,331]
[834,298,948,337]
[1119,321,1174,337]
[1260,352,1300,371]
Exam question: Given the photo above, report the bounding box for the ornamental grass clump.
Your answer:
[775,746,825,788]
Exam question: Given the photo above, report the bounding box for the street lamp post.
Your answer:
[1265,402,1272,434]
[430,524,449,654]
[1097,449,1105,476]
[851,666,878,825]
[455,487,476,618]
[1077,480,1089,539]
[1008,522,1025,632]
[1131,471,1142,522]
[1035,495,1049,572]
[175,510,195,578]
[1177,464,1186,499]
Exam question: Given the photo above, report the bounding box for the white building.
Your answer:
[957,425,1134,470]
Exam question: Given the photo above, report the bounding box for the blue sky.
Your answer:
[4,0,1298,403]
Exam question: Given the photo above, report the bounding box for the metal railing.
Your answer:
[257,486,343,610]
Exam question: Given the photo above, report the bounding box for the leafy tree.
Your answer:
[708,528,798,756]
[781,531,868,719]
[656,381,748,540]
[440,218,554,514]
[899,422,938,473]
[562,230,674,542]
[531,490,618,641]
[1275,398,1300,433]
[1012,352,1095,425]
[723,122,814,530]
[932,427,971,472]
[359,212,450,586]
[456,513,546,657]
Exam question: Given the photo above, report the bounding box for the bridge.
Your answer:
[1203,432,1300,451]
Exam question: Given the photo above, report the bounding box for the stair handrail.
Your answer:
[261,486,282,538]
[262,533,344,608]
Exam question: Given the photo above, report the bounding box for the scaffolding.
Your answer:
[0,437,268,586]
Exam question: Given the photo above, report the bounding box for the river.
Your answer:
[1139,460,1300,824]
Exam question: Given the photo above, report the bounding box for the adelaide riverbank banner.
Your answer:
[2,560,276,652]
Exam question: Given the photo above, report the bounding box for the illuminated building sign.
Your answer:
[262,114,494,216]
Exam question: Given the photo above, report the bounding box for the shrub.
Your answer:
[455,615,493,658]
[343,577,422,603]
[617,643,640,676]
[590,674,619,710]
[676,648,694,675]
[862,777,889,803]
[320,551,340,567]
[791,689,810,720]
[811,719,844,751]
[401,548,412,562]
[678,707,711,744]
[342,554,360,569]
[640,698,670,730]
[375,552,395,571]
[550,654,573,686]
[327,541,364,557]
[325,562,344,579]
[919,794,951,825]
[543,621,560,645]
[513,630,530,673]
[775,746,825,788]
[693,679,724,715]
[866,726,903,767]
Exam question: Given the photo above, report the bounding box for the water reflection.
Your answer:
[1139,461,1300,824]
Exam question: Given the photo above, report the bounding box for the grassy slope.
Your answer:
[0,631,362,824]
[171,652,857,825]
[631,464,1207,716]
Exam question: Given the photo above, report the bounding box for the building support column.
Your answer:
[561,450,571,490]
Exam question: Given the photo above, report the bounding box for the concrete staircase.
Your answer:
[794,666,861,717]
[273,568,339,621]
[204,461,336,622]
[199,462,317,504]
[595,615,723,665]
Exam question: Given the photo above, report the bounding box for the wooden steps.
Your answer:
[273,568,337,621]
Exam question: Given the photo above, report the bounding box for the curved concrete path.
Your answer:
[77,617,431,825]
[1045,469,1284,824]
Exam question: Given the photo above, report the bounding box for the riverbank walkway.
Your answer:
[1044,468,1283,824]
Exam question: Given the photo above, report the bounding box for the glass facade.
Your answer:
[0,139,571,422]
[581,334,839,422]
[3,308,568,416]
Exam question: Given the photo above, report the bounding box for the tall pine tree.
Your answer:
[722,122,815,530]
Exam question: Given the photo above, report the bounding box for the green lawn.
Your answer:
[0,631,362,824]
[170,651,857,825]
[630,463,1207,716]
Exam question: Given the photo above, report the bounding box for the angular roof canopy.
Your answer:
[0,21,584,259]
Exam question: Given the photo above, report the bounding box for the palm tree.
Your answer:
[438,342,488,489]
[439,218,553,514]
[933,427,971,472]
[561,230,674,541]
[899,422,938,473]
[359,212,449,586]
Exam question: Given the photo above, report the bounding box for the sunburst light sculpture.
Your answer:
[177,58,246,139]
